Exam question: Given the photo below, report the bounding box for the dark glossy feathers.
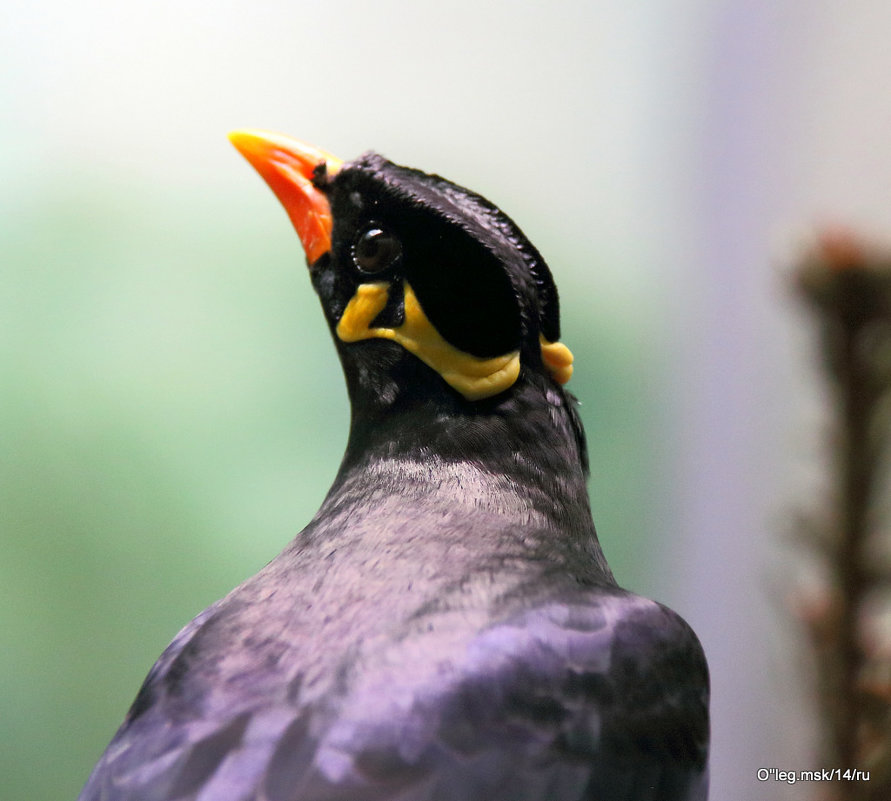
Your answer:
[78,146,708,800]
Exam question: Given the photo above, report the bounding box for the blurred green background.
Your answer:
[4,2,891,800]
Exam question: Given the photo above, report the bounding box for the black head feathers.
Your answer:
[229,133,574,403]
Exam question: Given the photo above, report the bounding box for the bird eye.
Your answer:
[353,227,402,274]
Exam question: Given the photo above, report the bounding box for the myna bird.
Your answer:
[78,131,709,801]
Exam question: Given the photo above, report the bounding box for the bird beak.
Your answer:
[228,130,343,265]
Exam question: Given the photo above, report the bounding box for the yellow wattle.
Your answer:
[336,282,521,401]
[540,337,574,385]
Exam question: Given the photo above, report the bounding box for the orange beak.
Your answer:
[228,130,343,265]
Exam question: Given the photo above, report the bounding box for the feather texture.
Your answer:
[78,143,708,800]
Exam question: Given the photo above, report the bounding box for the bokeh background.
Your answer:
[4,1,891,799]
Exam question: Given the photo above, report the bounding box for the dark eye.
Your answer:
[353,227,402,274]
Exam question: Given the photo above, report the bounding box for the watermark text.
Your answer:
[757,768,870,785]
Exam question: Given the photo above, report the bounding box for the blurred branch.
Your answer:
[793,228,891,801]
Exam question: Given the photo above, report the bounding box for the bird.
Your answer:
[78,130,709,801]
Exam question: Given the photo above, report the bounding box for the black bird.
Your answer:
[78,131,709,801]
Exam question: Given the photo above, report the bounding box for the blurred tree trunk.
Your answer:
[795,229,891,801]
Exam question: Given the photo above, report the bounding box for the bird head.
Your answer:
[229,130,575,416]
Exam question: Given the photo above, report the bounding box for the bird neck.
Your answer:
[333,371,593,532]
[310,369,616,589]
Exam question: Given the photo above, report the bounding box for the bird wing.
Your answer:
[302,590,709,801]
[78,591,707,801]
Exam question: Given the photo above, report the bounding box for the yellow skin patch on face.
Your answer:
[540,337,574,385]
[336,282,521,401]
